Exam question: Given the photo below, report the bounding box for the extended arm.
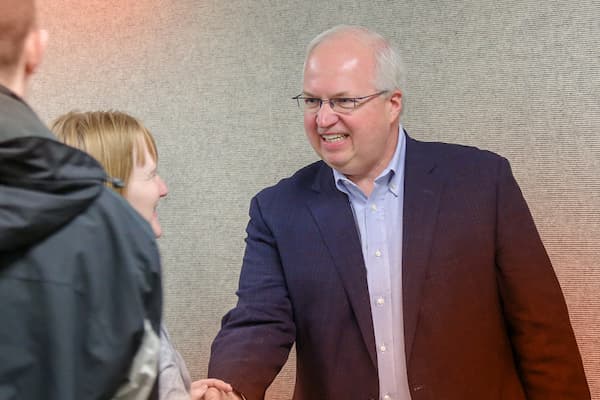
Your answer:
[208,195,296,399]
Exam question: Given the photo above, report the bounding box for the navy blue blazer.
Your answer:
[209,134,589,400]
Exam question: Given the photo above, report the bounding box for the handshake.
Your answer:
[190,378,243,400]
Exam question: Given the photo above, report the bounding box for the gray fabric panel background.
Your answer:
[31,1,598,398]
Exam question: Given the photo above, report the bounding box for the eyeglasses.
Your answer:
[292,90,388,114]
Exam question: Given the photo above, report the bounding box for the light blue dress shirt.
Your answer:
[333,127,411,400]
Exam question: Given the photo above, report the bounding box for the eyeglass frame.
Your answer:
[292,90,388,114]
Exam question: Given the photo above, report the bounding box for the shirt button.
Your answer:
[371,204,377,211]
[380,344,387,352]
[375,250,382,257]
[376,297,385,306]
[390,183,397,190]
[383,395,391,400]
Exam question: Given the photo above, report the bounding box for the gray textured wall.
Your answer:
[31,1,599,398]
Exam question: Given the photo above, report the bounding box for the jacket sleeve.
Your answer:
[495,157,590,399]
[208,195,296,400]
[79,191,163,400]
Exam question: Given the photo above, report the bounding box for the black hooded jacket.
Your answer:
[0,85,162,399]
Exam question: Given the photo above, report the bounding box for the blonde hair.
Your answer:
[51,110,158,196]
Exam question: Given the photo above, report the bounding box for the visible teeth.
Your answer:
[322,134,345,143]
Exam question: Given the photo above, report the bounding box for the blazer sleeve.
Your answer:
[495,157,590,399]
[208,194,296,400]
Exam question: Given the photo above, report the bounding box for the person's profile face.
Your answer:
[302,34,397,182]
[124,143,168,238]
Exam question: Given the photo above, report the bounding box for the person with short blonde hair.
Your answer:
[52,110,232,400]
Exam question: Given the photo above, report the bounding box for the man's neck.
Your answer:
[0,71,26,99]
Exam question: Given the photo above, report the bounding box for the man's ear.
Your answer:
[24,28,48,76]
[388,89,403,122]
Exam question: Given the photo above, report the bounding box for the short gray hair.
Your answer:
[303,25,406,92]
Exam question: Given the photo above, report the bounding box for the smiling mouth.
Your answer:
[321,133,348,143]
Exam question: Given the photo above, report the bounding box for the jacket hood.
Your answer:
[0,136,109,251]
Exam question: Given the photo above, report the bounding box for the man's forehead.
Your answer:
[305,54,360,73]
[308,35,375,67]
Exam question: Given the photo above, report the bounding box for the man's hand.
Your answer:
[200,387,243,400]
[190,378,236,400]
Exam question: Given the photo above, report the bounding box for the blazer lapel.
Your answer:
[306,162,378,369]
[402,135,443,363]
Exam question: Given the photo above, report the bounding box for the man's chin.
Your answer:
[324,158,351,174]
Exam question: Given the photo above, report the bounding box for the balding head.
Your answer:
[0,0,46,97]
[303,25,405,93]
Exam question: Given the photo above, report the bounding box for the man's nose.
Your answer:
[316,100,339,127]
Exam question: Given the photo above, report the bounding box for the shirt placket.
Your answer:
[365,186,397,399]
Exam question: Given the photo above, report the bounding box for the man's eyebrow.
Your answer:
[301,91,352,97]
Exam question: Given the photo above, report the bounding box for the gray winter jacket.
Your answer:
[0,85,162,399]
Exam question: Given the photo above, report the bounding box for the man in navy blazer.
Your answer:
[206,25,589,400]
